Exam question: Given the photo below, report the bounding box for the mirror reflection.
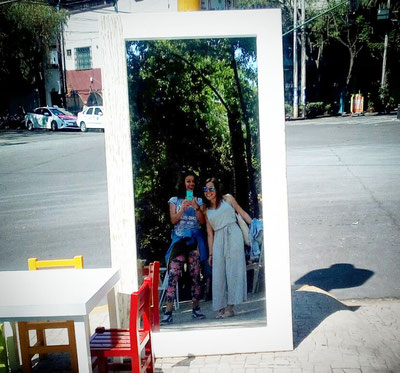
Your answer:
[126,37,266,330]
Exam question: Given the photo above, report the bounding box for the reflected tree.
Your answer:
[126,38,261,262]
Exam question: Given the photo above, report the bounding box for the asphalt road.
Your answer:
[0,130,111,269]
[0,114,399,300]
[286,114,400,299]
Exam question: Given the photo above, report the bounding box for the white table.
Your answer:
[0,268,120,372]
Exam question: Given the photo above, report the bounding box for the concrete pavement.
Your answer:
[22,285,400,372]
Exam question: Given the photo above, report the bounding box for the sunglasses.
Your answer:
[203,187,215,192]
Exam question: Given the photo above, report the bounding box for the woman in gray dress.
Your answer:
[203,177,252,319]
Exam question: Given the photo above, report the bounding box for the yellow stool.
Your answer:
[18,256,83,373]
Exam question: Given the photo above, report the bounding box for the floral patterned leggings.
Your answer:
[166,249,202,303]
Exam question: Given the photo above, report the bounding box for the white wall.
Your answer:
[63,0,177,71]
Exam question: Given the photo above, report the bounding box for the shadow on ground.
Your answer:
[292,285,359,348]
[294,263,374,292]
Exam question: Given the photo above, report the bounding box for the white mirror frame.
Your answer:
[100,9,293,356]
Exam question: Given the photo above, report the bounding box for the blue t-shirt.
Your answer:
[168,196,204,236]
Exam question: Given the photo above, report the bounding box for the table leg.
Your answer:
[107,288,118,328]
[73,316,92,373]
[106,288,123,364]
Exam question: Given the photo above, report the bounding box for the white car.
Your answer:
[25,107,78,131]
[77,106,104,132]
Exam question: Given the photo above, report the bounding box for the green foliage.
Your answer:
[378,84,396,113]
[305,102,325,118]
[0,3,67,92]
[285,103,293,118]
[235,0,281,8]
[126,38,261,262]
[235,0,293,36]
[324,102,339,115]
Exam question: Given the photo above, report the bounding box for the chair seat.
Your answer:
[90,328,150,356]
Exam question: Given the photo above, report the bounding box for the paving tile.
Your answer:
[22,291,400,373]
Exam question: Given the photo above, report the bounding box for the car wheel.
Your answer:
[51,121,58,131]
[80,122,87,132]
[27,121,33,131]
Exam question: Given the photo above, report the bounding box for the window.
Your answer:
[94,108,103,115]
[75,47,92,70]
[86,108,93,115]
[49,50,58,66]
[66,49,72,58]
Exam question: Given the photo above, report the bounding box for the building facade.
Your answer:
[49,0,236,113]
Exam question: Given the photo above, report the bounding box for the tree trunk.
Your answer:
[380,0,390,90]
[171,51,250,211]
[231,51,259,218]
[346,47,354,88]
[227,110,249,213]
[341,46,354,113]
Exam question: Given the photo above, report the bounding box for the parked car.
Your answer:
[25,107,78,131]
[77,106,104,132]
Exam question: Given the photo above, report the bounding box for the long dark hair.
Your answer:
[204,177,223,209]
[176,170,198,198]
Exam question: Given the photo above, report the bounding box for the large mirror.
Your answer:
[100,9,293,356]
[127,36,266,331]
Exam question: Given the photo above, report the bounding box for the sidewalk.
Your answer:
[285,112,399,127]
[27,285,400,372]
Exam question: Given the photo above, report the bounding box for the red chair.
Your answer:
[90,277,155,373]
[148,261,160,332]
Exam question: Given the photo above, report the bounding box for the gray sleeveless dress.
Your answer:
[207,200,247,311]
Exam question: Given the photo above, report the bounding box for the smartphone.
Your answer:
[186,190,193,201]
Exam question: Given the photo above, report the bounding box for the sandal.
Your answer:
[215,309,225,319]
[221,309,235,318]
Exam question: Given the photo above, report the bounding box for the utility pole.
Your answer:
[56,2,66,108]
[293,0,298,119]
[300,0,306,117]
[380,0,390,91]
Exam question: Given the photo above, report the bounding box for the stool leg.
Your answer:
[36,328,48,360]
[17,322,32,373]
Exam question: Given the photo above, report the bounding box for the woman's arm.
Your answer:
[205,215,214,266]
[169,200,189,225]
[224,194,252,225]
[191,198,205,224]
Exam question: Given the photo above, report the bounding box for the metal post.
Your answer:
[300,0,306,117]
[293,0,298,119]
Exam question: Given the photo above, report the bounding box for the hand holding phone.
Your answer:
[186,190,193,201]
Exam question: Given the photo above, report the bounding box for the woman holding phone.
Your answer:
[161,170,207,324]
[204,177,252,319]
